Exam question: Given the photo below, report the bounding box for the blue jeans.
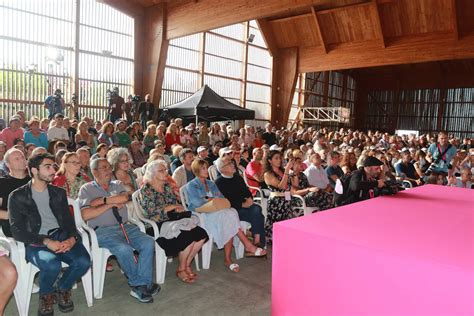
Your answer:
[237,204,266,246]
[26,242,90,295]
[96,224,154,287]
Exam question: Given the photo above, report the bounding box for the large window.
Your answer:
[0,0,134,121]
[161,20,273,127]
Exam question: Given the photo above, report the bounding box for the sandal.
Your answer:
[186,266,197,278]
[245,247,267,258]
[225,263,240,273]
[176,270,195,284]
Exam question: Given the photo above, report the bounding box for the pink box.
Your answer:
[272,185,474,315]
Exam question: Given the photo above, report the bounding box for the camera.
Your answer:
[378,180,404,196]
[131,94,141,102]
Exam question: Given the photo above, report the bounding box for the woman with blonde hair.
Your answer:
[186,159,267,273]
[52,152,91,199]
[139,160,208,283]
[209,123,224,145]
[143,124,158,155]
[75,121,94,148]
[165,123,181,152]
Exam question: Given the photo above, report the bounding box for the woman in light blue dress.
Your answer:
[185,159,266,273]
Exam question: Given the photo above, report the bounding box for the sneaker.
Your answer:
[38,294,55,316]
[130,286,153,303]
[57,289,74,313]
[146,283,161,296]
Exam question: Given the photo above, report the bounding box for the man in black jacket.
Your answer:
[9,153,90,316]
[342,156,385,205]
[138,94,155,130]
[214,158,266,247]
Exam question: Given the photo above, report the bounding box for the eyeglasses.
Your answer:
[118,159,129,164]
[97,166,111,171]
[157,168,168,173]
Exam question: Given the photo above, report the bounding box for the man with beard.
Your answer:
[0,148,30,237]
[9,153,90,316]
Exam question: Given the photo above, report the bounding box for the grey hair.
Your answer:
[4,148,25,167]
[90,157,108,171]
[106,147,132,171]
[143,159,168,183]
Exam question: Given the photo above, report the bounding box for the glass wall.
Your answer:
[0,0,134,121]
[161,20,273,127]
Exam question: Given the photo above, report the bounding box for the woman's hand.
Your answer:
[308,187,319,193]
[284,159,294,174]
[174,205,185,212]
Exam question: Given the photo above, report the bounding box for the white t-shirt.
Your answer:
[304,163,330,189]
[47,126,69,141]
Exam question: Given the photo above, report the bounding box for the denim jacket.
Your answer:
[8,181,78,245]
[185,177,223,212]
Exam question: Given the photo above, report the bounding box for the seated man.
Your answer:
[214,158,266,247]
[304,152,333,192]
[245,147,267,195]
[394,150,422,187]
[77,158,158,303]
[172,148,195,188]
[0,148,31,237]
[9,153,90,316]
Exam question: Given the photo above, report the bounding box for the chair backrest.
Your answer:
[134,167,143,178]
[131,190,146,220]
[208,165,218,181]
[179,185,190,211]
[68,197,85,228]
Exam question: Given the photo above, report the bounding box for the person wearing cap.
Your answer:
[197,146,209,161]
[24,118,49,149]
[0,116,24,150]
[47,114,69,144]
[44,89,65,120]
[342,156,386,205]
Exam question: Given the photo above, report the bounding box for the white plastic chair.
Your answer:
[130,190,199,284]
[208,165,218,181]
[241,171,268,219]
[79,200,147,299]
[5,199,93,316]
[292,194,319,216]
[179,185,250,269]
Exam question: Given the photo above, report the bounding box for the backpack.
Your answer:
[333,172,354,206]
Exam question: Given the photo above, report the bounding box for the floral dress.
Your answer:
[264,170,304,244]
[52,173,91,199]
[139,183,208,256]
[290,172,334,211]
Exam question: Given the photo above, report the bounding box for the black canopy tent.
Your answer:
[162,85,255,124]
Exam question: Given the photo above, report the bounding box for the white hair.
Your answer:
[143,159,168,183]
[107,147,132,171]
[4,148,25,167]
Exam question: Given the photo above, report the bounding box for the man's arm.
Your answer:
[0,209,8,220]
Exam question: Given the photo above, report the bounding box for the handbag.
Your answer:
[195,197,231,213]
[167,210,192,221]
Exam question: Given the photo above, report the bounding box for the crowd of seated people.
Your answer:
[0,109,472,314]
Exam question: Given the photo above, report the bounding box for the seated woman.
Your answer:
[289,157,334,212]
[107,147,138,192]
[139,160,208,283]
[186,159,266,273]
[264,150,304,244]
[52,152,91,199]
[98,122,118,147]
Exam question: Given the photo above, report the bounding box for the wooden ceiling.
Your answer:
[102,0,474,90]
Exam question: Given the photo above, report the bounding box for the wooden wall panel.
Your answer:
[457,0,474,36]
[269,14,321,48]
[378,0,453,38]
[318,3,379,44]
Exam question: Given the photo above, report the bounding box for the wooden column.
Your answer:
[353,78,369,130]
[270,48,298,128]
[73,0,80,99]
[322,71,330,106]
[137,3,169,117]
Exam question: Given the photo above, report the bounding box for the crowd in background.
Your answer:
[0,107,472,315]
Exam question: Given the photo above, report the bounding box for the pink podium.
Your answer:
[272,185,474,315]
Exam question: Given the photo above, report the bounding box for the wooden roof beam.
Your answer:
[256,19,278,57]
[166,0,329,40]
[371,0,385,48]
[299,33,474,73]
[97,0,144,17]
[451,0,459,40]
[311,7,328,54]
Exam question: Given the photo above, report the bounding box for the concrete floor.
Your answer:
[4,248,272,316]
